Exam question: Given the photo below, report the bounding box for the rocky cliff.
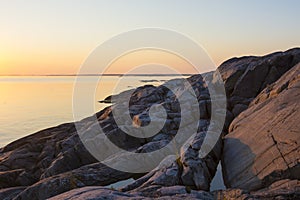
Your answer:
[0,48,299,199]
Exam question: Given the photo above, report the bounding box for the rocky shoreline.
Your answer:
[0,48,300,199]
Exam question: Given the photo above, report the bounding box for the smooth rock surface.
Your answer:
[223,63,300,191]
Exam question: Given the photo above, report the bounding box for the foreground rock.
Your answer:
[48,179,300,200]
[49,186,215,200]
[13,162,133,200]
[0,48,299,199]
[222,63,300,191]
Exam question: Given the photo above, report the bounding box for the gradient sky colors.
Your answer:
[0,0,299,75]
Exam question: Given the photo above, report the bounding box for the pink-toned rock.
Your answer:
[222,64,300,191]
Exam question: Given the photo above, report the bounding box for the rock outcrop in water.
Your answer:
[0,48,300,199]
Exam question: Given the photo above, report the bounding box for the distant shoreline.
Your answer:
[0,74,195,77]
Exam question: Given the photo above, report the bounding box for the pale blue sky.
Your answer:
[0,0,299,74]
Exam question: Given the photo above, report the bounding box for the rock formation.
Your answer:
[0,48,299,199]
[222,63,300,191]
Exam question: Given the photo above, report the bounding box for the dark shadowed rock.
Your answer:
[0,187,26,200]
[0,169,25,188]
[14,162,132,200]
[219,48,300,112]
[232,103,248,117]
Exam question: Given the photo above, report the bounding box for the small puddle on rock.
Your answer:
[105,178,135,190]
[210,162,226,191]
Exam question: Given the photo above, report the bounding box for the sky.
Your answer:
[0,0,299,75]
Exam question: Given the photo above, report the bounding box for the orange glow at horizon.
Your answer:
[0,48,215,75]
[0,49,84,75]
[103,49,204,74]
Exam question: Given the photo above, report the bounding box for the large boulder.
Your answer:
[222,63,300,191]
[219,48,300,117]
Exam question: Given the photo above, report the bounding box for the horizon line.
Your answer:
[0,73,197,77]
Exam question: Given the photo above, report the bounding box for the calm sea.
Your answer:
[0,75,188,147]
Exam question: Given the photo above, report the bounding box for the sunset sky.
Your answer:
[0,0,299,75]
